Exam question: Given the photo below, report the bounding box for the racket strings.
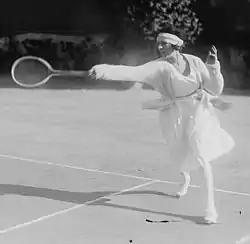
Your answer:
[12,58,50,85]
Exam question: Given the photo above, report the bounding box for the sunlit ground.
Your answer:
[0,83,249,244]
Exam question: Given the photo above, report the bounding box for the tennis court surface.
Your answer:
[0,86,249,244]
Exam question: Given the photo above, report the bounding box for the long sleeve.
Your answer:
[95,61,172,96]
[98,64,148,82]
[198,59,224,96]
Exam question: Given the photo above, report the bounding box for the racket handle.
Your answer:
[53,69,89,77]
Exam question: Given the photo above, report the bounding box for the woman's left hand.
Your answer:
[206,45,218,65]
[210,97,233,111]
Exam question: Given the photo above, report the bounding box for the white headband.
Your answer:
[157,33,184,46]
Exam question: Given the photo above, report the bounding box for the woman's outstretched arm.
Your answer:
[89,61,170,88]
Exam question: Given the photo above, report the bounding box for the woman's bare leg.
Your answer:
[176,172,191,197]
[199,157,218,224]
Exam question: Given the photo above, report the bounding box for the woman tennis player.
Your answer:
[89,32,235,224]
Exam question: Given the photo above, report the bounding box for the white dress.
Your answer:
[96,54,235,172]
[155,55,234,172]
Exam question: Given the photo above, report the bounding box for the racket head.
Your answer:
[11,56,53,88]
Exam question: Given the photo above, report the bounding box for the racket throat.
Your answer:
[53,69,89,77]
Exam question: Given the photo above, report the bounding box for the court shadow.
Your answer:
[0,184,207,225]
[0,184,113,204]
[92,198,207,225]
[0,184,178,204]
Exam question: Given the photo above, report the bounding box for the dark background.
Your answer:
[1,0,250,89]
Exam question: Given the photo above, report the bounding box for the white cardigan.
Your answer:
[97,53,224,100]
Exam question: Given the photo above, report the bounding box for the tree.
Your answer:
[124,0,202,43]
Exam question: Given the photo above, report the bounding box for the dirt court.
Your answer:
[0,83,249,244]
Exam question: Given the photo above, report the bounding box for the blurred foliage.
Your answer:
[125,0,202,43]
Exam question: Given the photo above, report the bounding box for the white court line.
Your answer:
[0,153,250,197]
[0,180,156,234]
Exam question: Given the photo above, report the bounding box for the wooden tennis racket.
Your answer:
[11,56,89,88]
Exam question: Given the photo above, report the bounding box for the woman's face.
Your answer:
[157,40,175,57]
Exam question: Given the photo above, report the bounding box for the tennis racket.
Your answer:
[11,56,90,88]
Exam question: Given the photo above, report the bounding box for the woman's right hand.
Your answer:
[89,64,108,79]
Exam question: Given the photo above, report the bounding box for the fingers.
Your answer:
[88,69,95,77]
[212,46,217,54]
[88,67,98,78]
[206,45,218,64]
[209,45,217,56]
[88,65,104,79]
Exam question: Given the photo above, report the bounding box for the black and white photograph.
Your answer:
[0,0,249,243]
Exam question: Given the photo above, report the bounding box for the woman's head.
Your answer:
[156,33,184,58]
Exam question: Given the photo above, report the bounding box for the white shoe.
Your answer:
[204,209,218,224]
[175,185,188,198]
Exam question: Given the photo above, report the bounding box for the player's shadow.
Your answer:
[0,184,207,225]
